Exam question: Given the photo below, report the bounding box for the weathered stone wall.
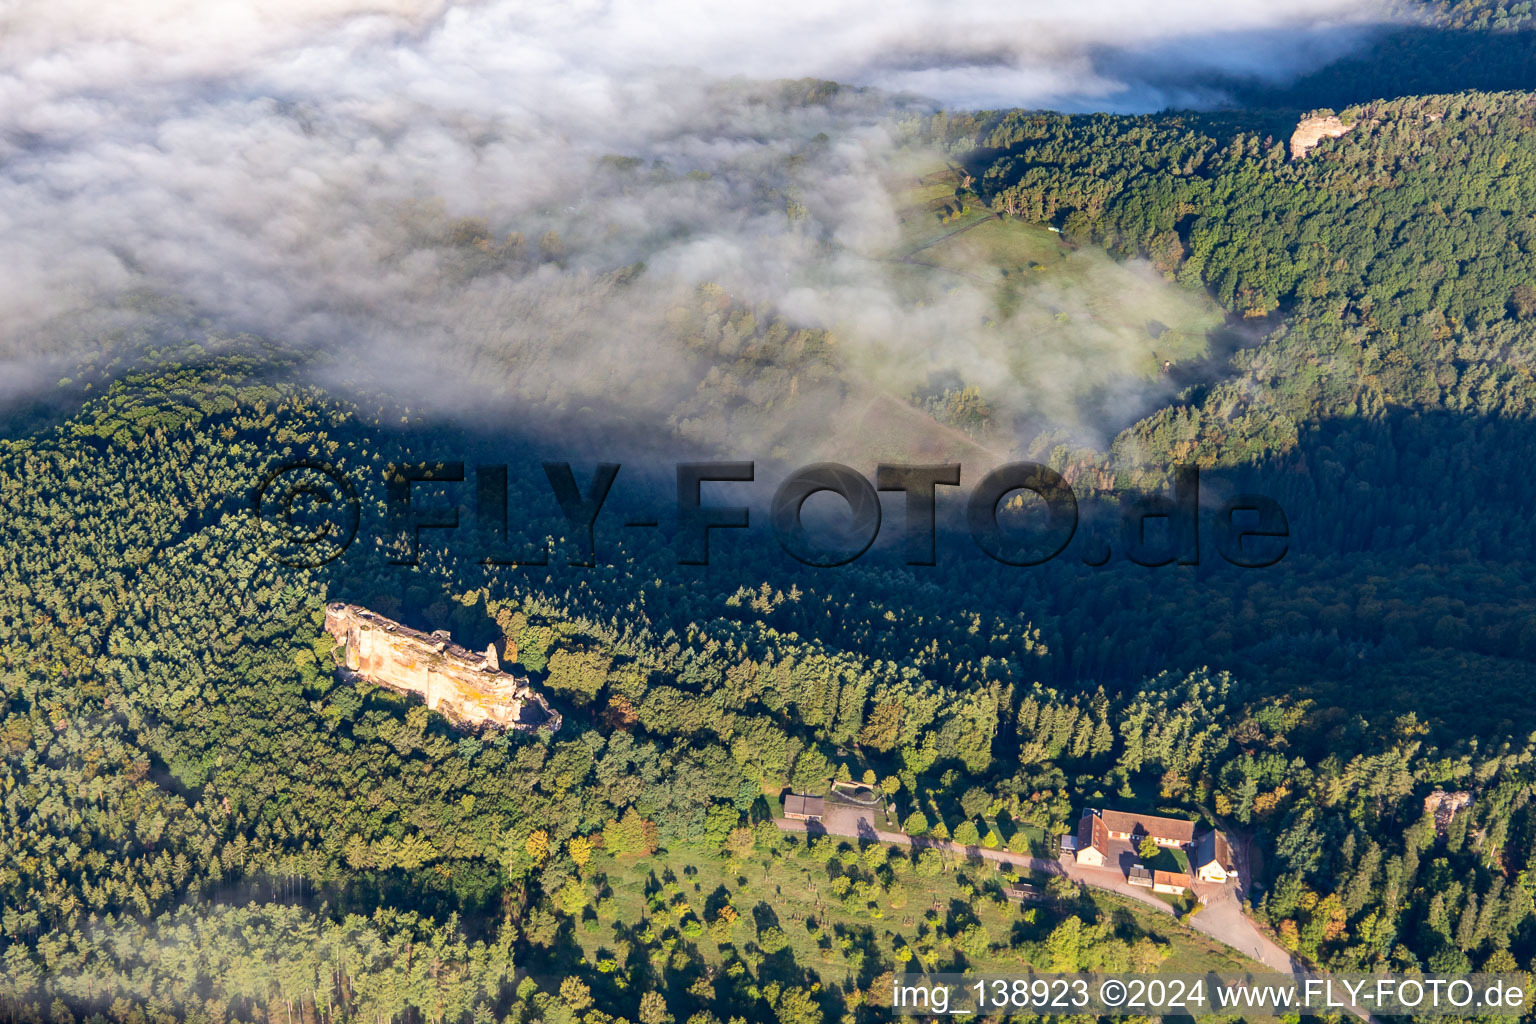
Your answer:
[324,602,560,733]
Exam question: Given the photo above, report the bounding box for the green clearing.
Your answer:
[569,833,1257,985]
[876,161,1225,382]
[991,820,1051,858]
[1155,891,1200,916]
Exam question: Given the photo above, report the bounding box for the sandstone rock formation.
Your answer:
[1290,115,1352,161]
[1424,788,1474,836]
[324,602,561,733]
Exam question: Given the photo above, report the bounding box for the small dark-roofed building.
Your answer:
[1127,864,1153,887]
[784,794,825,822]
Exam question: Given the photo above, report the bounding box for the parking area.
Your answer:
[818,800,884,839]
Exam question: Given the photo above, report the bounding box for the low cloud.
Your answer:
[0,0,1390,460]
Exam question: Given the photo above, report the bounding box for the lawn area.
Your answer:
[1154,890,1199,916]
[995,821,1052,858]
[890,169,998,255]
[1146,846,1190,874]
[566,832,1257,987]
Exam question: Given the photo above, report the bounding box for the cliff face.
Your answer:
[324,603,561,733]
[1290,115,1352,160]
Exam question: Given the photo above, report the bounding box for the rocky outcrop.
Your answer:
[1290,115,1352,160]
[324,602,560,733]
[1424,788,1474,836]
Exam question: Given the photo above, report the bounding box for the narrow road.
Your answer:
[776,815,1377,1023]
[777,817,1292,970]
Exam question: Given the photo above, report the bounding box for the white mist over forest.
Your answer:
[0,0,1390,454]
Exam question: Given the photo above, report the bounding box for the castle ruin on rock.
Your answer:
[324,602,561,734]
[1290,114,1353,160]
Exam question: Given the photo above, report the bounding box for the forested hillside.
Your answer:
[2,328,1534,1021]
[961,90,1536,465]
[10,6,1536,1015]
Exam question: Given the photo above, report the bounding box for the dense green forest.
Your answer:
[3,322,1535,1022]
[968,89,1536,440]
[12,4,1536,1018]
